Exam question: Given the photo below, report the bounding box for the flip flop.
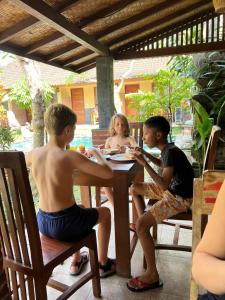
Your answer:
[70,251,89,276]
[99,258,116,278]
[127,277,163,292]
[129,223,136,233]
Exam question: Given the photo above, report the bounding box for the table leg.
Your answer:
[113,173,130,278]
[80,186,92,208]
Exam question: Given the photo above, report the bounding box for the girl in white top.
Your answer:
[103,114,138,204]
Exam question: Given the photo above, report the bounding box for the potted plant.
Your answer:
[0,126,15,150]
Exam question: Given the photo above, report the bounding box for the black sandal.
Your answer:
[70,251,89,276]
[99,258,116,278]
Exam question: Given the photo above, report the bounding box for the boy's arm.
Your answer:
[192,180,225,295]
[134,147,162,167]
[69,148,113,179]
[25,151,32,167]
[134,152,173,190]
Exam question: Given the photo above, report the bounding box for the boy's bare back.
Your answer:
[28,144,112,213]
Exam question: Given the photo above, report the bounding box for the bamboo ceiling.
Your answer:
[0,0,221,73]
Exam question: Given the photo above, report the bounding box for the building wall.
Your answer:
[58,78,153,124]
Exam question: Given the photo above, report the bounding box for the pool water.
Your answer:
[12,136,160,155]
[12,136,93,152]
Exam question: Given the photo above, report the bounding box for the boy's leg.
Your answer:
[102,187,114,205]
[130,210,159,285]
[131,183,163,217]
[96,206,111,265]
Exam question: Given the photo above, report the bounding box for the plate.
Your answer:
[109,153,136,162]
[103,148,119,155]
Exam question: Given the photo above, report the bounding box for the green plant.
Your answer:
[0,126,15,150]
[9,79,55,109]
[192,56,225,168]
[126,68,194,138]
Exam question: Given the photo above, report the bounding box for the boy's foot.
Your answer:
[127,277,163,292]
[129,223,136,233]
[70,251,89,276]
[99,258,116,278]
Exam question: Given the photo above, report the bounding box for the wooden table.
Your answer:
[74,160,143,278]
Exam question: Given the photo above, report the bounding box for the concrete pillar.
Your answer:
[96,56,115,129]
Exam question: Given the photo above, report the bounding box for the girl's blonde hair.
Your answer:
[109,114,130,137]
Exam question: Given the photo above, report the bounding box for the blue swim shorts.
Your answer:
[37,204,98,242]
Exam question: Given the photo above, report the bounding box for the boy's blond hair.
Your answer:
[109,113,130,137]
[44,104,77,136]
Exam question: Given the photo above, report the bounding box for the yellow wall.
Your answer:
[59,84,96,109]
[58,78,153,122]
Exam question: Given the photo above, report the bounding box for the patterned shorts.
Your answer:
[142,182,192,224]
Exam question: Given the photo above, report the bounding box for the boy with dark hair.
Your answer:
[127,115,194,292]
[26,104,116,278]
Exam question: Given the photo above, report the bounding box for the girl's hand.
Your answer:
[117,144,125,153]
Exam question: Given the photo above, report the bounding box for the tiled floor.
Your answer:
[48,205,192,300]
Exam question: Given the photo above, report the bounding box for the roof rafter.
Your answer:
[59,0,210,66]
[12,0,109,55]
[25,0,137,58]
[0,43,77,73]
[0,0,80,44]
[78,0,137,28]
[57,0,184,66]
[112,9,214,56]
[107,0,212,48]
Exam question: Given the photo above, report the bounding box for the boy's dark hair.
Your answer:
[44,104,77,136]
[144,116,170,137]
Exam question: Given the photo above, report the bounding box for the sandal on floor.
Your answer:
[99,258,116,278]
[70,251,89,276]
[129,223,136,233]
[127,277,163,292]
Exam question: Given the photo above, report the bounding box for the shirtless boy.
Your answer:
[26,104,116,278]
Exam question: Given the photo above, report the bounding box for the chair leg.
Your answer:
[89,234,101,298]
[95,187,101,207]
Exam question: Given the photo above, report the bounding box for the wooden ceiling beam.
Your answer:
[12,0,109,55]
[73,58,96,72]
[78,0,137,28]
[0,0,80,44]
[0,43,77,73]
[76,62,96,73]
[112,8,214,55]
[62,50,94,66]
[114,42,225,60]
[24,0,136,58]
[47,42,80,62]
[108,1,212,48]
[95,0,208,40]
[53,0,184,66]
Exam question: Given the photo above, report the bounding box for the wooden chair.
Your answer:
[0,151,101,300]
[190,170,225,300]
[0,249,11,300]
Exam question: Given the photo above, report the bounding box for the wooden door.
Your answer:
[71,88,85,124]
[125,84,139,120]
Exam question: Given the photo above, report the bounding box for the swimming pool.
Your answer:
[12,136,93,152]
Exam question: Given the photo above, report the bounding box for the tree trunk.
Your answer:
[18,58,45,148]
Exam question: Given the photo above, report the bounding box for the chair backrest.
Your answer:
[0,151,43,297]
[203,125,221,171]
[129,122,143,148]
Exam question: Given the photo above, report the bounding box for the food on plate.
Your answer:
[103,148,119,155]
[124,153,135,160]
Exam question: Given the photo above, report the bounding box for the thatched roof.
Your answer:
[0,0,219,73]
